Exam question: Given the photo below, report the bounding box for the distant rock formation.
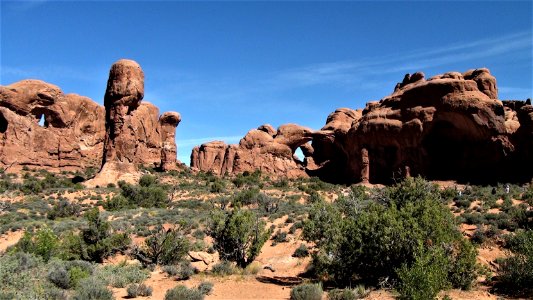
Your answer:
[0,59,182,184]
[193,68,532,184]
[191,124,314,177]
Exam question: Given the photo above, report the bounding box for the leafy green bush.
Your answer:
[208,208,270,267]
[165,285,204,300]
[80,208,131,262]
[15,226,60,262]
[497,230,533,294]
[303,177,478,293]
[396,247,450,300]
[290,283,323,300]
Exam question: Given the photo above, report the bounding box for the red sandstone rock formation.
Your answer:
[192,68,529,183]
[0,60,182,183]
[311,68,530,184]
[88,59,181,186]
[0,80,105,170]
[191,124,314,177]
[159,111,182,171]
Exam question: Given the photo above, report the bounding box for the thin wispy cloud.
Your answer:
[178,135,242,147]
[275,31,532,88]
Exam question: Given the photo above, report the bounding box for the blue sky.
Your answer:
[1,1,532,165]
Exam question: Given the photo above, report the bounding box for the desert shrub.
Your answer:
[209,179,226,193]
[273,178,289,188]
[176,260,196,280]
[272,230,288,244]
[106,178,169,210]
[127,283,153,298]
[328,285,368,300]
[522,185,533,205]
[290,283,323,300]
[396,247,450,300]
[211,260,236,276]
[132,225,190,266]
[165,285,204,300]
[80,208,131,262]
[233,188,260,206]
[48,262,71,289]
[197,281,214,295]
[97,262,149,288]
[232,170,262,188]
[0,252,61,299]
[48,199,81,220]
[257,193,280,214]
[471,228,487,245]
[163,264,179,276]
[303,177,478,293]
[307,190,324,204]
[193,229,206,239]
[73,277,113,300]
[15,226,60,261]
[208,207,270,267]
[292,244,309,258]
[497,230,533,294]
[455,198,471,209]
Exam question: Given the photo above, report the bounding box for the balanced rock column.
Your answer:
[159,111,181,171]
[88,59,145,186]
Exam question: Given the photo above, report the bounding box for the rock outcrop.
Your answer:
[88,59,181,186]
[192,68,531,184]
[0,59,182,183]
[0,80,105,170]
[191,124,314,177]
[310,68,531,184]
[159,112,182,171]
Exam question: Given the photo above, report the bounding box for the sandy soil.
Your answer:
[0,230,23,253]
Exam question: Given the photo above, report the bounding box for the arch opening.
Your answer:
[0,113,8,133]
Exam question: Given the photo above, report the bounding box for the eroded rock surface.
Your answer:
[0,80,105,170]
[191,124,314,177]
[192,68,530,183]
[0,60,182,184]
[310,68,530,184]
